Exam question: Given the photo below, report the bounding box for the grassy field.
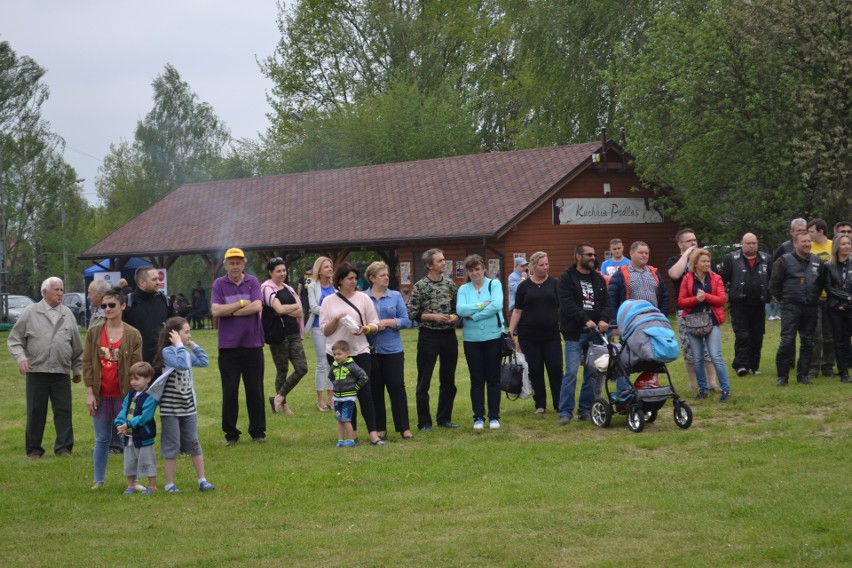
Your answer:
[1,321,850,567]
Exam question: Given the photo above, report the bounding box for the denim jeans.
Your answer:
[687,326,730,394]
[558,332,599,417]
[93,414,114,483]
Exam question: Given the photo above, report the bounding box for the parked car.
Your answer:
[2,294,35,324]
[62,292,87,326]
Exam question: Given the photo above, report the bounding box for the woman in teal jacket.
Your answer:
[456,254,504,430]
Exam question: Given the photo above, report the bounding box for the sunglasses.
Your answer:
[268,257,286,269]
[582,253,597,257]
[100,302,118,309]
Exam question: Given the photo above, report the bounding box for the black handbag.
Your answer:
[500,351,524,400]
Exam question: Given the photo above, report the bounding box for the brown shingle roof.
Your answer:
[81,141,602,259]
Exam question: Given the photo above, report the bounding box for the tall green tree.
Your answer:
[1,40,91,296]
[96,64,231,230]
[94,64,231,295]
[616,0,851,248]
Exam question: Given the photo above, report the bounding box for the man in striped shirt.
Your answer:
[608,241,670,318]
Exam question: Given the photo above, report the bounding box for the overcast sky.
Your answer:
[2,0,282,203]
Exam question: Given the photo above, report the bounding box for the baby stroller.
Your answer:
[587,300,693,433]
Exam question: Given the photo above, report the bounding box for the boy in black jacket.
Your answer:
[328,340,368,447]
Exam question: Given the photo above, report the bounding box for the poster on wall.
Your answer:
[488,258,500,279]
[93,272,120,286]
[553,197,663,225]
[155,268,168,295]
[444,260,453,280]
[400,262,411,285]
[455,260,465,279]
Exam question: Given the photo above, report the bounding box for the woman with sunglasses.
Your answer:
[82,287,143,489]
[261,258,306,415]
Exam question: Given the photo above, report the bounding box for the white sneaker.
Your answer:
[473,419,484,430]
[489,419,501,430]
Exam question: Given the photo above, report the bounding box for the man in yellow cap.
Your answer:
[211,248,266,444]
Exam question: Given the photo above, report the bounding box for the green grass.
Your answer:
[1,321,850,567]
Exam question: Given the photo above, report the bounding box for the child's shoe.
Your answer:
[199,480,216,492]
[335,440,346,447]
[144,487,156,494]
[341,439,357,447]
[134,482,147,492]
[165,485,180,493]
[123,487,135,495]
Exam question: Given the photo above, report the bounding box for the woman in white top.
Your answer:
[306,256,335,411]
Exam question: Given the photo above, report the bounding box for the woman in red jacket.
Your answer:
[678,248,731,402]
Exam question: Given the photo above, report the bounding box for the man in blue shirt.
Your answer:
[600,238,630,278]
[508,257,528,313]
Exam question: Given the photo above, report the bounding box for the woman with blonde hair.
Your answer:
[365,261,413,440]
[506,251,562,413]
[306,256,335,411]
[677,248,731,402]
[826,234,852,383]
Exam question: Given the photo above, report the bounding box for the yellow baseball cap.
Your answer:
[224,247,245,260]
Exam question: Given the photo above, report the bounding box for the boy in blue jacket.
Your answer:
[115,362,158,494]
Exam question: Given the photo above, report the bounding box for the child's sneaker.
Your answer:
[335,440,346,447]
[144,487,156,494]
[122,487,135,495]
[134,482,147,492]
[341,439,357,447]
[199,481,216,492]
[166,485,180,493]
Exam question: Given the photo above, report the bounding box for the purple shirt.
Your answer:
[212,273,264,349]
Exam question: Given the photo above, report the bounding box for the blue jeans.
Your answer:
[559,332,599,417]
[92,415,114,483]
[688,326,730,394]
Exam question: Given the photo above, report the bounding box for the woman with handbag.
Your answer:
[678,248,731,402]
[506,251,562,413]
[306,256,336,411]
[261,257,306,415]
[365,261,414,440]
[456,254,504,430]
[319,262,384,445]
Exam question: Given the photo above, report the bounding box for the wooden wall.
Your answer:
[397,165,684,312]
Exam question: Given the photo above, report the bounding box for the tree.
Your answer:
[1,40,91,296]
[97,64,231,228]
[615,0,851,248]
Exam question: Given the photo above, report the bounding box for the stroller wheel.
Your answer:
[673,401,693,429]
[627,406,646,433]
[591,398,612,428]
[644,409,658,423]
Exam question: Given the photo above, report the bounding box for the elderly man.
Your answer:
[87,278,111,328]
[7,277,83,459]
[719,233,770,376]
[123,266,172,363]
[557,242,610,425]
[770,231,826,386]
[608,240,669,316]
[212,247,266,445]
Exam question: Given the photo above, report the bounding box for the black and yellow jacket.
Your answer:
[328,357,368,398]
